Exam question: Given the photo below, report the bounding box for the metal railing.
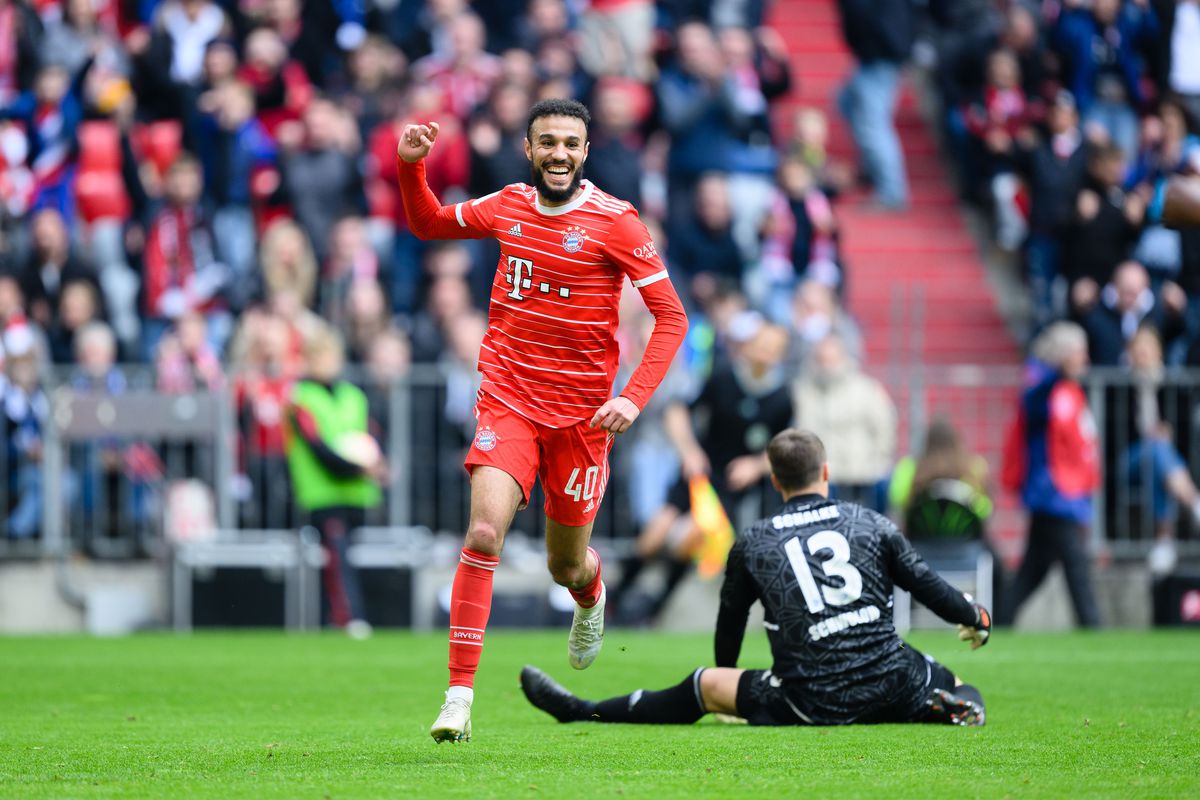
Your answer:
[1084,368,1200,558]
[4,363,1199,560]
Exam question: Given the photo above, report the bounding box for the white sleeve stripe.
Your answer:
[631,270,669,288]
[472,189,503,206]
[455,202,466,227]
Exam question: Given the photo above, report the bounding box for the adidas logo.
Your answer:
[507,223,523,237]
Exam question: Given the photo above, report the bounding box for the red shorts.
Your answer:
[463,391,614,526]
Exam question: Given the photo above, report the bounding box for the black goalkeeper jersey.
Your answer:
[715,493,978,723]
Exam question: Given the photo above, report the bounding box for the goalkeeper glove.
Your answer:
[957,600,991,650]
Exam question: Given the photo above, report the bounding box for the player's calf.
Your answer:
[521,665,708,725]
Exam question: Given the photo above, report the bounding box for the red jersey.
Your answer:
[398,158,687,427]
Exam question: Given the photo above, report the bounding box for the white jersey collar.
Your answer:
[535,180,594,216]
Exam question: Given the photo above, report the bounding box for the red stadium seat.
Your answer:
[77,121,122,173]
[75,170,130,223]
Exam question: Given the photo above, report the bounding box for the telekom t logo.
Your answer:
[505,255,571,301]
[506,256,534,300]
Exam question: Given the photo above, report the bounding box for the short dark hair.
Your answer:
[526,99,591,141]
[767,429,826,491]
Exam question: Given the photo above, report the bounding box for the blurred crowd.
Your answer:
[0,0,895,545]
[928,0,1200,579]
[930,0,1200,358]
[3,0,1192,611]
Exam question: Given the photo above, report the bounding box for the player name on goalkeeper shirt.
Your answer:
[809,605,882,642]
[773,504,840,529]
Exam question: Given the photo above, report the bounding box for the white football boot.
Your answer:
[430,693,472,743]
[568,582,606,670]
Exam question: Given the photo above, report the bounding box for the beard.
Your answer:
[532,160,584,203]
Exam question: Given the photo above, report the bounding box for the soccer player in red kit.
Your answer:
[396,99,688,743]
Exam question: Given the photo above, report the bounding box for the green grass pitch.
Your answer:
[1,629,1197,798]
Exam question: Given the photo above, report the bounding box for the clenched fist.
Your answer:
[397,121,440,163]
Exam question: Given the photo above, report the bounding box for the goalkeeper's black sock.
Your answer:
[590,668,707,725]
[955,683,985,713]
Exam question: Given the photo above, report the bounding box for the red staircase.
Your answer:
[769,0,1026,559]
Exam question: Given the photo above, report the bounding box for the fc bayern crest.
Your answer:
[562,225,588,253]
[474,427,498,451]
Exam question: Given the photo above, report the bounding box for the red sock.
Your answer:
[448,547,499,688]
[569,547,603,609]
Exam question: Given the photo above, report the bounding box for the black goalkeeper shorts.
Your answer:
[734,647,958,726]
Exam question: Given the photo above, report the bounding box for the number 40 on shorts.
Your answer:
[564,466,600,502]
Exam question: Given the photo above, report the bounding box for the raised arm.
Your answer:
[396,121,495,241]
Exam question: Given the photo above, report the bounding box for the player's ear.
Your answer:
[770,473,781,493]
[583,139,589,162]
[821,463,830,483]
[524,136,532,162]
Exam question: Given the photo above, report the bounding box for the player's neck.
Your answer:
[782,487,829,503]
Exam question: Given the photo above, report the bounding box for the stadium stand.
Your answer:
[0,0,1197,631]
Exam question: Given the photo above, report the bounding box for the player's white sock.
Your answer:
[446,685,474,704]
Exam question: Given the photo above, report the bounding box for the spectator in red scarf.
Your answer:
[141,152,229,360]
[964,48,1044,252]
[237,26,312,138]
[411,12,502,121]
[229,308,300,527]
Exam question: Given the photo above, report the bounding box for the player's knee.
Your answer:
[547,556,587,588]
[464,519,504,556]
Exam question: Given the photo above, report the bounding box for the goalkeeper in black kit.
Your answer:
[521,428,992,727]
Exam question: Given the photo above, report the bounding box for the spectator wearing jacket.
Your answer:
[963,48,1044,252]
[836,0,914,209]
[1072,259,1186,366]
[1000,321,1101,627]
[1016,90,1089,330]
[280,97,366,262]
[19,208,102,332]
[792,333,897,510]
[658,21,778,239]
[196,81,277,311]
[0,62,86,221]
[285,325,385,636]
[1054,0,1158,160]
[1063,142,1144,289]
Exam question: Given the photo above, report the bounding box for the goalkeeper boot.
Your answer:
[430,693,472,743]
[520,666,594,722]
[568,582,606,670]
[927,688,985,727]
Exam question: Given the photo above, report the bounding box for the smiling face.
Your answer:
[525,113,589,205]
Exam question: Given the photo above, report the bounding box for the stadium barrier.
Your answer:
[1084,368,1200,558]
[5,365,1199,562]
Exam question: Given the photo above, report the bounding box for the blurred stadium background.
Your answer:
[1,0,1199,635]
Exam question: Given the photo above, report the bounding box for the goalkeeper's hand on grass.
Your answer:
[957,600,991,650]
